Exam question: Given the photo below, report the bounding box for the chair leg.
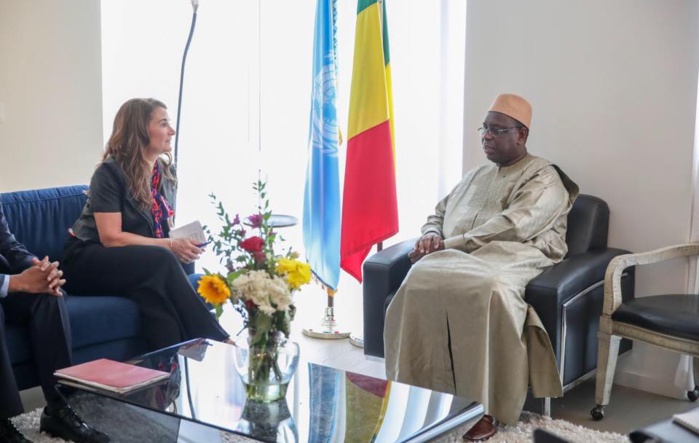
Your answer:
[591,332,621,421]
[542,397,551,417]
[689,357,699,402]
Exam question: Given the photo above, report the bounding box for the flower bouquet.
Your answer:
[197,180,311,401]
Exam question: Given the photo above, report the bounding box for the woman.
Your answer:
[62,98,230,351]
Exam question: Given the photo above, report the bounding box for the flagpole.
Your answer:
[302,288,351,339]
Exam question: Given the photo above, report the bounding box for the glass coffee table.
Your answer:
[59,339,482,442]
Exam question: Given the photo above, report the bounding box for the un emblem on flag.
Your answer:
[311,64,339,157]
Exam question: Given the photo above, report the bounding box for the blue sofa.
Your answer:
[1,185,199,391]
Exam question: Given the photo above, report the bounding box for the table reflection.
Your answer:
[236,399,298,443]
[296,362,472,443]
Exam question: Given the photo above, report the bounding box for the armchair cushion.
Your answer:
[66,295,142,349]
[612,294,699,341]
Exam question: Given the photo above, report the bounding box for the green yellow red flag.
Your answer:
[341,0,398,281]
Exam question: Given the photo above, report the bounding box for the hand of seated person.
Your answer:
[8,256,65,296]
[409,233,444,263]
[170,238,204,264]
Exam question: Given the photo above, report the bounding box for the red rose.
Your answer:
[241,236,264,253]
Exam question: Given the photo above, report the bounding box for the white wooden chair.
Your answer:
[592,244,699,420]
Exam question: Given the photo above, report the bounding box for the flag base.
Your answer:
[301,306,350,339]
[349,333,364,348]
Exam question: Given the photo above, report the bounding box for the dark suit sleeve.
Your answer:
[0,203,35,273]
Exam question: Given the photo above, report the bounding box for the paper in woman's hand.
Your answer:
[169,220,207,246]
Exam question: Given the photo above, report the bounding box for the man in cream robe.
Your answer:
[384,94,579,439]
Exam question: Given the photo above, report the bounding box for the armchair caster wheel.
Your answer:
[591,405,605,421]
[688,387,699,402]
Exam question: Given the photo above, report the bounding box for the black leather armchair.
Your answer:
[362,194,635,395]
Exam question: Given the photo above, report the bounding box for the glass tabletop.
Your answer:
[59,339,482,442]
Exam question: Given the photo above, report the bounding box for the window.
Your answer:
[101,0,465,329]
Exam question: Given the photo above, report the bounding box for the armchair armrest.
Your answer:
[525,248,632,355]
[362,238,416,357]
[604,243,699,315]
[363,239,415,284]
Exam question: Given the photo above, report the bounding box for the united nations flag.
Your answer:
[303,0,341,291]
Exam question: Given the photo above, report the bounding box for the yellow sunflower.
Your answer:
[197,274,231,305]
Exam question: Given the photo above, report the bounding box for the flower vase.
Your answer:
[233,331,300,402]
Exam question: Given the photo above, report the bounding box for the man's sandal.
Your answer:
[463,414,498,442]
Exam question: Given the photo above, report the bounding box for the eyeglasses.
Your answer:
[477,126,522,137]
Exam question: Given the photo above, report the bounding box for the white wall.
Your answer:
[464,0,699,398]
[0,0,103,191]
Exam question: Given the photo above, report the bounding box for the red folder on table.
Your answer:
[54,358,170,394]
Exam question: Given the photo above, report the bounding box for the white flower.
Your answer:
[268,277,293,311]
[232,270,293,316]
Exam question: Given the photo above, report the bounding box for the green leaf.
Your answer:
[214,304,224,322]
[250,314,273,347]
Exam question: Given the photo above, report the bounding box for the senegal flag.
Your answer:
[340,0,398,282]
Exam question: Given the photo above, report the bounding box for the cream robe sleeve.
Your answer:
[443,166,569,252]
[421,193,447,238]
[420,169,479,238]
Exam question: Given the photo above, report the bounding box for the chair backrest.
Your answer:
[565,194,610,257]
[0,185,88,261]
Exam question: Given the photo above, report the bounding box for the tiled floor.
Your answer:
[19,283,699,440]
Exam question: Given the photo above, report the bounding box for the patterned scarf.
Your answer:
[150,161,174,238]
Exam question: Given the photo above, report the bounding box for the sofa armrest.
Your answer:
[362,239,416,358]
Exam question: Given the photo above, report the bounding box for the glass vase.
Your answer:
[233,331,300,402]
